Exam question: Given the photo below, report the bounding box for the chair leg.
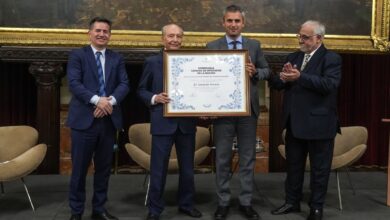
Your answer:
[21,178,35,212]
[143,172,149,188]
[144,177,150,207]
[345,167,356,195]
[335,170,343,211]
[1,182,4,195]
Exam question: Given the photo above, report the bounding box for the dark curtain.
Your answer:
[0,61,37,127]
[338,53,390,167]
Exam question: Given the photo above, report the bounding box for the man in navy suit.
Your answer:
[269,20,342,220]
[137,24,202,220]
[67,17,129,220]
[206,5,270,220]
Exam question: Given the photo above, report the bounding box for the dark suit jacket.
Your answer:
[66,46,129,130]
[269,44,342,140]
[206,36,270,117]
[138,52,197,135]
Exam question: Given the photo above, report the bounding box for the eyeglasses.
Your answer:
[296,34,318,41]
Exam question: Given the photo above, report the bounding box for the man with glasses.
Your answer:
[269,20,342,220]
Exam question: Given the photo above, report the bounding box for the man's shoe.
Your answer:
[214,206,229,220]
[146,212,160,220]
[91,211,118,220]
[307,208,322,220]
[69,214,82,220]
[271,203,301,215]
[239,205,260,220]
[179,207,202,218]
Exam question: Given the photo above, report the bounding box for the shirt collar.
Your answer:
[225,35,243,45]
[90,45,106,58]
[306,43,321,57]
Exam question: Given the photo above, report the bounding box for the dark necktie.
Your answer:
[95,51,106,96]
[231,41,238,50]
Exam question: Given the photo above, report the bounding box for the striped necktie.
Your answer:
[300,54,311,71]
[95,51,106,96]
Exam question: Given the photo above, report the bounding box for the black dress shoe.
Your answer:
[146,212,160,220]
[179,207,202,218]
[69,214,82,220]
[91,211,118,220]
[214,206,229,220]
[307,208,322,220]
[271,203,301,215]
[239,205,260,220]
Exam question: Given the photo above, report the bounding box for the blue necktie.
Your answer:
[95,51,106,96]
[231,41,238,49]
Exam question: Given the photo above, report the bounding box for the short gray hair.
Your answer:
[161,24,183,36]
[302,20,326,38]
[223,4,246,19]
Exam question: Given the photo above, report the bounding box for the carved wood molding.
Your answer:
[0,46,287,65]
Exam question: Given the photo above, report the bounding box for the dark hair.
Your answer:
[89,17,112,31]
[224,4,245,18]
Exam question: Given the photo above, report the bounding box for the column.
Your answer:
[29,62,64,174]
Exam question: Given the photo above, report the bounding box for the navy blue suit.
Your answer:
[67,45,129,214]
[138,52,197,215]
[269,44,341,209]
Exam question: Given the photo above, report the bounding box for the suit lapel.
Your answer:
[104,49,112,83]
[218,37,229,49]
[242,37,249,50]
[302,44,327,73]
[85,46,99,82]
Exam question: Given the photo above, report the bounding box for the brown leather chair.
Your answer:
[278,126,368,210]
[0,125,47,211]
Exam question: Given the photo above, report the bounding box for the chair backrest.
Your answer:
[333,126,368,156]
[195,126,210,150]
[278,126,368,170]
[128,123,152,154]
[128,123,211,159]
[0,126,39,162]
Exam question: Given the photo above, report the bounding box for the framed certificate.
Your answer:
[163,50,250,117]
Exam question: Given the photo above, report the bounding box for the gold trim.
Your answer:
[0,0,389,53]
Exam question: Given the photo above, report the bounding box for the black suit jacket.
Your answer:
[269,44,342,139]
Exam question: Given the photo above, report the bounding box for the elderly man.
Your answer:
[137,24,202,220]
[269,20,342,220]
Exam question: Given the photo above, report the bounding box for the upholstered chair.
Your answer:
[278,126,368,210]
[0,125,47,211]
[124,123,211,204]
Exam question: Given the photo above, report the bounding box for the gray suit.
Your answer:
[206,36,270,206]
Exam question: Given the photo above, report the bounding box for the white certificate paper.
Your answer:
[163,50,250,117]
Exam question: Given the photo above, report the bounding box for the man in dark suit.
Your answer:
[67,17,129,220]
[206,4,270,220]
[269,20,342,220]
[138,24,202,220]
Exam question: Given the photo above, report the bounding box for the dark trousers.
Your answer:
[285,128,334,209]
[148,130,196,215]
[69,117,115,214]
